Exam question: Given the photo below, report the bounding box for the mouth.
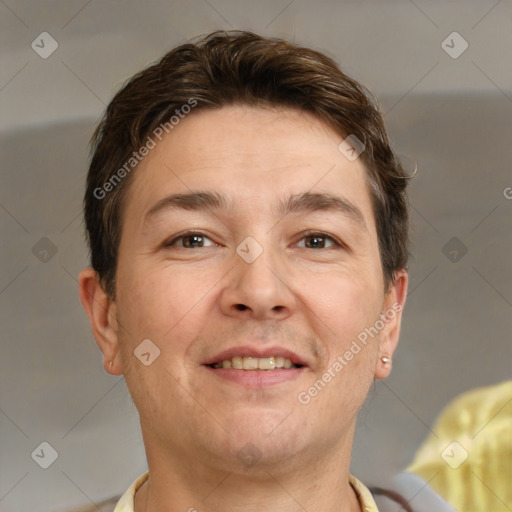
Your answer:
[203,346,307,387]
[208,356,303,371]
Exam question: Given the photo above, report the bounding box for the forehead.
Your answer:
[126,105,376,232]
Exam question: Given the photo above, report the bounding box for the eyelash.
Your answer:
[295,231,345,250]
[163,231,215,248]
[163,231,345,250]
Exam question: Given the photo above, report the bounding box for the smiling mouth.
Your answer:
[208,356,303,370]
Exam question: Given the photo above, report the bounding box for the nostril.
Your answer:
[236,304,248,310]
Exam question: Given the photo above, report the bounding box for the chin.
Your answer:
[218,416,308,461]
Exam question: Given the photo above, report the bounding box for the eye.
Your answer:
[296,232,340,249]
[165,233,216,249]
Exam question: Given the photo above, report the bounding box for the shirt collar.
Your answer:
[114,472,380,512]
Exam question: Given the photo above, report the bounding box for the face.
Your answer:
[81,105,407,474]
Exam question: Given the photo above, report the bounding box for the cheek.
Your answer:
[299,267,382,340]
[296,267,383,401]
[116,259,221,341]
[114,264,221,421]
[299,280,381,421]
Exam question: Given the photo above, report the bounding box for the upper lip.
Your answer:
[203,345,308,367]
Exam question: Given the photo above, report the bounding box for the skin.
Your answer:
[79,105,408,512]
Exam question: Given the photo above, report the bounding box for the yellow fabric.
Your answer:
[349,474,381,511]
[113,472,147,512]
[113,471,379,511]
[408,380,512,512]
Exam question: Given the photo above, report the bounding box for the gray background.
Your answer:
[1,1,511,511]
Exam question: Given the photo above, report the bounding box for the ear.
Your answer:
[374,268,408,380]
[78,267,123,375]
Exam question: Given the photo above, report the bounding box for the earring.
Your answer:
[109,360,113,369]
[380,356,391,365]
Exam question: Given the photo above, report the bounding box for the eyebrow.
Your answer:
[145,191,230,221]
[278,192,367,231]
[144,191,367,230]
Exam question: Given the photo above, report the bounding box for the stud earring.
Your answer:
[380,356,391,365]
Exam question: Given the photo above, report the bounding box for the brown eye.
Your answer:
[297,233,337,249]
[165,233,216,248]
[305,235,327,249]
[182,234,206,248]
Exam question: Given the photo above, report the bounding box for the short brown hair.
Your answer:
[85,30,409,298]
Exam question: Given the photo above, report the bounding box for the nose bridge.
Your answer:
[237,237,283,295]
[223,235,293,318]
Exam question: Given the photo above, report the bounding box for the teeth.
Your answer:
[212,356,298,370]
[258,357,275,370]
[244,357,259,370]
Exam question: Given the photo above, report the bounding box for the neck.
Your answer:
[134,430,362,512]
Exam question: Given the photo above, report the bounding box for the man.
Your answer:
[79,31,409,512]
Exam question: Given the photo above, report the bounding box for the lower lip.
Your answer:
[204,366,305,387]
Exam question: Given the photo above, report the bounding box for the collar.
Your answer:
[114,472,379,511]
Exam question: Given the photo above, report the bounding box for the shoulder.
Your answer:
[370,472,457,512]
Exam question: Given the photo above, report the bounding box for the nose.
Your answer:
[219,243,295,321]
